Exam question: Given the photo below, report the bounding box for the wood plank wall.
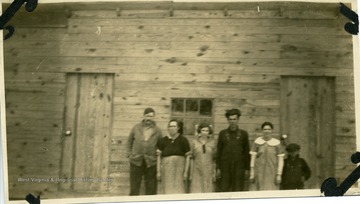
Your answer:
[3,2,355,199]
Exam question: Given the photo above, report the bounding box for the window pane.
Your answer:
[185,99,198,116]
[171,99,184,116]
[184,118,213,136]
[184,118,198,136]
[200,99,212,116]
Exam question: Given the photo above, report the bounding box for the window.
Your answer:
[171,98,213,136]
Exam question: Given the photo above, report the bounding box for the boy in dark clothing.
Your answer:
[281,143,311,190]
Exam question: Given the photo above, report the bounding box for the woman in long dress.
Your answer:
[157,119,191,194]
[249,122,285,190]
[189,123,216,193]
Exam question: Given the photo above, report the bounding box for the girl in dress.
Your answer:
[249,122,285,190]
[157,119,191,194]
[189,123,217,193]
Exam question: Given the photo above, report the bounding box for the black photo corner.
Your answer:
[339,2,359,35]
[25,194,40,204]
[0,0,38,40]
[321,152,360,196]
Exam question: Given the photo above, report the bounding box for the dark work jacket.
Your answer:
[281,155,311,190]
[216,127,250,170]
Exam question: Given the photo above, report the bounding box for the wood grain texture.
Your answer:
[58,74,114,192]
[59,74,79,190]
[3,1,355,198]
[280,76,336,189]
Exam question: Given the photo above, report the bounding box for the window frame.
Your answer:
[170,98,214,137]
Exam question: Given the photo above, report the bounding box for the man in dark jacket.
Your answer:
[216,108,250,192]
[281,143,311,190]
[127,107,163,196]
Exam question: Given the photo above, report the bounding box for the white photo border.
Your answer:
[0,0,359,203]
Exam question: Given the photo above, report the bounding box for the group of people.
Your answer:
[127,108,311,196]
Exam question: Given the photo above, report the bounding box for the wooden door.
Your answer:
[280,76,335,189]
[60,73,114,192]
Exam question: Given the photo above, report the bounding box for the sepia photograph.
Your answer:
[0,0,359,203]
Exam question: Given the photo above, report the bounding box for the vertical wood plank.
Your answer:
[307,78,318,188]
[59,74,79,190]
[89,74,104,191]
[280,77,289,137]
[100,74,114,191]
[89,73,114,191]
[84,74,98,191]
[73,74,90,191]
[317,78,335,184]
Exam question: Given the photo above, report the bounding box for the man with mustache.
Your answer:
[127,107,163,196]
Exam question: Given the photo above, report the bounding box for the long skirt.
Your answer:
[159,156,186,194]
[190,158,215,193]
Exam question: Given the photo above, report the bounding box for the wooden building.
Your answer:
[2,1,356,200]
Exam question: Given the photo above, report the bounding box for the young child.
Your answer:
[281,143,311,190]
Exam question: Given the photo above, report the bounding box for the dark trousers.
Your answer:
[218,161,246,192]
[129,161,157,196]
